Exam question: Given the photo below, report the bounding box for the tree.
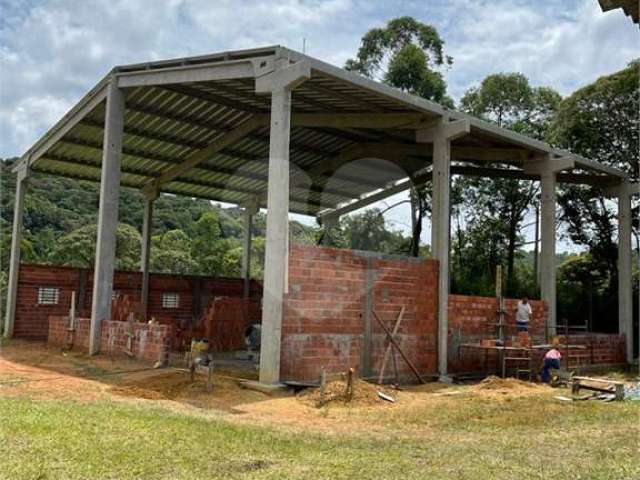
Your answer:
[346,17,453,255]
[548,61,639,327]
[460,73,561,138]
[341,209,409,254]
[457,73,561,295]
[345,16,453,105]
[150,229,198,274]
[48,223,141,270]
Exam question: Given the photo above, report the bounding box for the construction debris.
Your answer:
[571,376,625,401]
[470,376,549,397]
[378,391,396,403]
[300,378,395,408]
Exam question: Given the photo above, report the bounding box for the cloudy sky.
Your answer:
[0,0,638,245]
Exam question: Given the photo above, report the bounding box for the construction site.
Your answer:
[1,32,639,480]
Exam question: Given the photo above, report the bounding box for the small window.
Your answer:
[38,287,60,305]
[162,292,180,309]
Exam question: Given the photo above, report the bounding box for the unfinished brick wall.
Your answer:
[48,315,171,363]
[13,265,80,339]
[448,295,547,373]
[280,245,438,382]
[13,264,262,342]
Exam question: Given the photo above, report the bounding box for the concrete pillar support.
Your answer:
[3,164,29,338]
[524,155,574,338]
[256,58,310,384]
[320,214,339,246]
[618,183,633,363]
[140,190,157,316]
[417,117,469,380]
[89,78,125,355]
[606,181,634,363]
[242,197,258,299]
[540,171,557,335]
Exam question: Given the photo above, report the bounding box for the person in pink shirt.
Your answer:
[540,346,562,383]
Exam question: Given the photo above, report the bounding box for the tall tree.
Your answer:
[548,60,639,325]
[458,73,562,295]
[346,17,452,256]
[345,16,453,105]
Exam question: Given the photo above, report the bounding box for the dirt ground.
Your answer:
[0,340,631,437]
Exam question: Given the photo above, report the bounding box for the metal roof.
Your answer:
[15,45,628,217]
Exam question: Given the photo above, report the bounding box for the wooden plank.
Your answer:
[378,306,405,384]
[372,310,425,384]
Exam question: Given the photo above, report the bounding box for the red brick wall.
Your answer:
[14,264,262,341]
[448,295,547,373]
[48,315,171,363]
[280,245,438,382]
[14,265,80,339]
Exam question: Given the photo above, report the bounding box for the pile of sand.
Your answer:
[107,369,271,410]
[299,379,395,407]
[469,376,548,396]
[109,385,168,400]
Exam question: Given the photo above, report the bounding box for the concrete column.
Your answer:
[241,204,255,299]
[140,192,156,316]
[540,170,557,336]
[259,65,293,384]
[3,164,29,338]
[617,182,633,363]
[417,117,469,380]
[431,125,451,380]
[320,215,338,246]
[89,78,125,355]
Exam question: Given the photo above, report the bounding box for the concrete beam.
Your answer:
[523,156,575,175]
[255,59,311,94]
[116,59,257,88]
[89,79,125,355]
[258,58,309,384]
[318,171,431,220]
[416,119,470,143]
[290,112,429,129]
[3,164,29,338]
[12,81,109,173]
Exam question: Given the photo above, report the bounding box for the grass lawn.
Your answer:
[1,393,639,480]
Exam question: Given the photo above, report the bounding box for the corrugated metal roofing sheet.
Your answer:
[20,45,626,217]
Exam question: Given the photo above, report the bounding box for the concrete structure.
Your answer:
[5,46,634,383]
[12,260,628,381]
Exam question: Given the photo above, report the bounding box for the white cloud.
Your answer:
[0,0,637,161]
[442,0,639,98]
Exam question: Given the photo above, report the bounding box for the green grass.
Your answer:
[0,395,638,480]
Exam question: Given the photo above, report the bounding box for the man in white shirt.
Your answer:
[515,296,532,332]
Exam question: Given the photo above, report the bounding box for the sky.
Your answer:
[1,0,638,247]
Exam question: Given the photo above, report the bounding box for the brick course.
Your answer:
[448,294,547,373]
[281,245,438,382]
[14,264,261,343]
[48,315,171,364]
